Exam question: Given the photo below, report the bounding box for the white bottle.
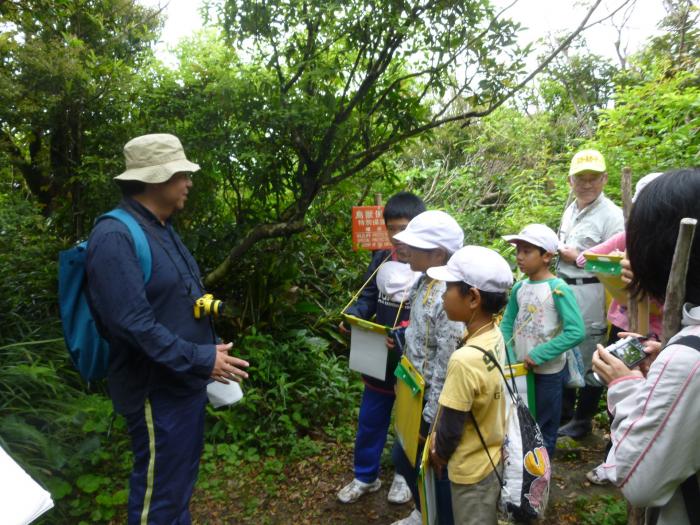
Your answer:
[207,380,244,408]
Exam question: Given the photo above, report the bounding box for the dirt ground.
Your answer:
[190,421,621,525]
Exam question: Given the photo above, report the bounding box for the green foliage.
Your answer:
[0,0,160,236]
[575,495,627,525]
[596,71,700,183]
[205,329,361,452]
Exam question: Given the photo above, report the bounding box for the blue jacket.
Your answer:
[86,199,216,415]
[346,250,411,392]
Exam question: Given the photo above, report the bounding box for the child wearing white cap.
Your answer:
[390,210,465,525]
[426,246,512,525]
[500,224,585,459]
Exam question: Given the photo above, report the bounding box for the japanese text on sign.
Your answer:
[352,206,392,251]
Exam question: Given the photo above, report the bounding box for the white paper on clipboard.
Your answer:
[348,326,389,380]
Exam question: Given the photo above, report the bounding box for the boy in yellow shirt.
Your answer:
[427,246,513,525]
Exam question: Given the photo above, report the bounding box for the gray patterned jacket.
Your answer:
[404,276,465,424]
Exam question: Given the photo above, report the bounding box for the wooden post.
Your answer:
[661,218,698,345]
[620,167,633,221]
[374,193,383,206]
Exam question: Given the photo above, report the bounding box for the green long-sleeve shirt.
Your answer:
[500,277,585,374]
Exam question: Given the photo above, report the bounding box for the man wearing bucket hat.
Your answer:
[556,149,623,439]
[390,210,465,525]
[86,134,249,524]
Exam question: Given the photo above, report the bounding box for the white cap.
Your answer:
[376,261,421,303]
[502,223,559,254]
[392,210,464,254]
[427,246,513,293]
[632,172,663,203]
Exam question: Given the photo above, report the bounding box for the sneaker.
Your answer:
[586,464,610,486]
[336,478,381,504]
[391,509,422,525]
[557,418,592,439]
[387,473,412,504]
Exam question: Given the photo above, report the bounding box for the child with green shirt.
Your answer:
[500,224,585,458]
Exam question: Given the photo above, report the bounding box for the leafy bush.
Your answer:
[205,329,361,454]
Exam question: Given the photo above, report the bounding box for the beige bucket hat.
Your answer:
[114,134,200,183]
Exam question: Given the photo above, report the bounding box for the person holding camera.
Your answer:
[592,169,700,525]
[86,134,249,524]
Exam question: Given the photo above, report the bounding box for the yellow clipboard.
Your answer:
[503,362,536,419]
[394,355,425,467]
[583,253,661,315]
[341,313,391,335]
[418,434,437,525]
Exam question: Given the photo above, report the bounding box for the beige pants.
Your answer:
[450,464,502,525]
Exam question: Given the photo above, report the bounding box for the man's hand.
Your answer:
[592,344,643,385]
[558,245,579,264]
[386,335,396,349]
[211,342,250,384]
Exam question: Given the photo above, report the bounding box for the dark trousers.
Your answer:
[392,439,454,525]
[535,367,568,458]
[125,388,207,525]
[354,385,396,483]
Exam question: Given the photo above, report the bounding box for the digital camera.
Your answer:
[592,336,647,384]
[193,294,224,319]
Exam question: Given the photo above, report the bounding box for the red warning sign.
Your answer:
[352,206,392,251]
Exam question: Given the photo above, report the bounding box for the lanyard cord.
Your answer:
[120,204,217,342]
[340,251,394,315]
[122,204,204,299]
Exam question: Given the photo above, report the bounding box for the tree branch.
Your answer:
[204,219,307,287]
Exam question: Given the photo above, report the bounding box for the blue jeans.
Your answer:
[392,440,454,525]
[354,385,396,482]
[535,367,568,459]
[125,389,207,525]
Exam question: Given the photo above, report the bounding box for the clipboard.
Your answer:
[418,434,438,525]
[394,355,425,467]
[343,314,392,380]
[504,362,536,419]
[584,253,661,315]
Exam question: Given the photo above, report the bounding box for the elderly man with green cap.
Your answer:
[556,149,624,439]
[85,134,249,524]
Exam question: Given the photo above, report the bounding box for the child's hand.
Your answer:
[386,336,396,349]
[429,438,447,478]
[338,321,350,335]
[523,355,537,370]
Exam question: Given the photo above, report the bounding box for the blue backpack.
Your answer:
[58,208,152,381]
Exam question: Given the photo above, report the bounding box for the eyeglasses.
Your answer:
[573,173,605,187]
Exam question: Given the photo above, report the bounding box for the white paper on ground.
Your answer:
[348,326,389,380]
[207,380,244,408]
[0,445,54,525]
